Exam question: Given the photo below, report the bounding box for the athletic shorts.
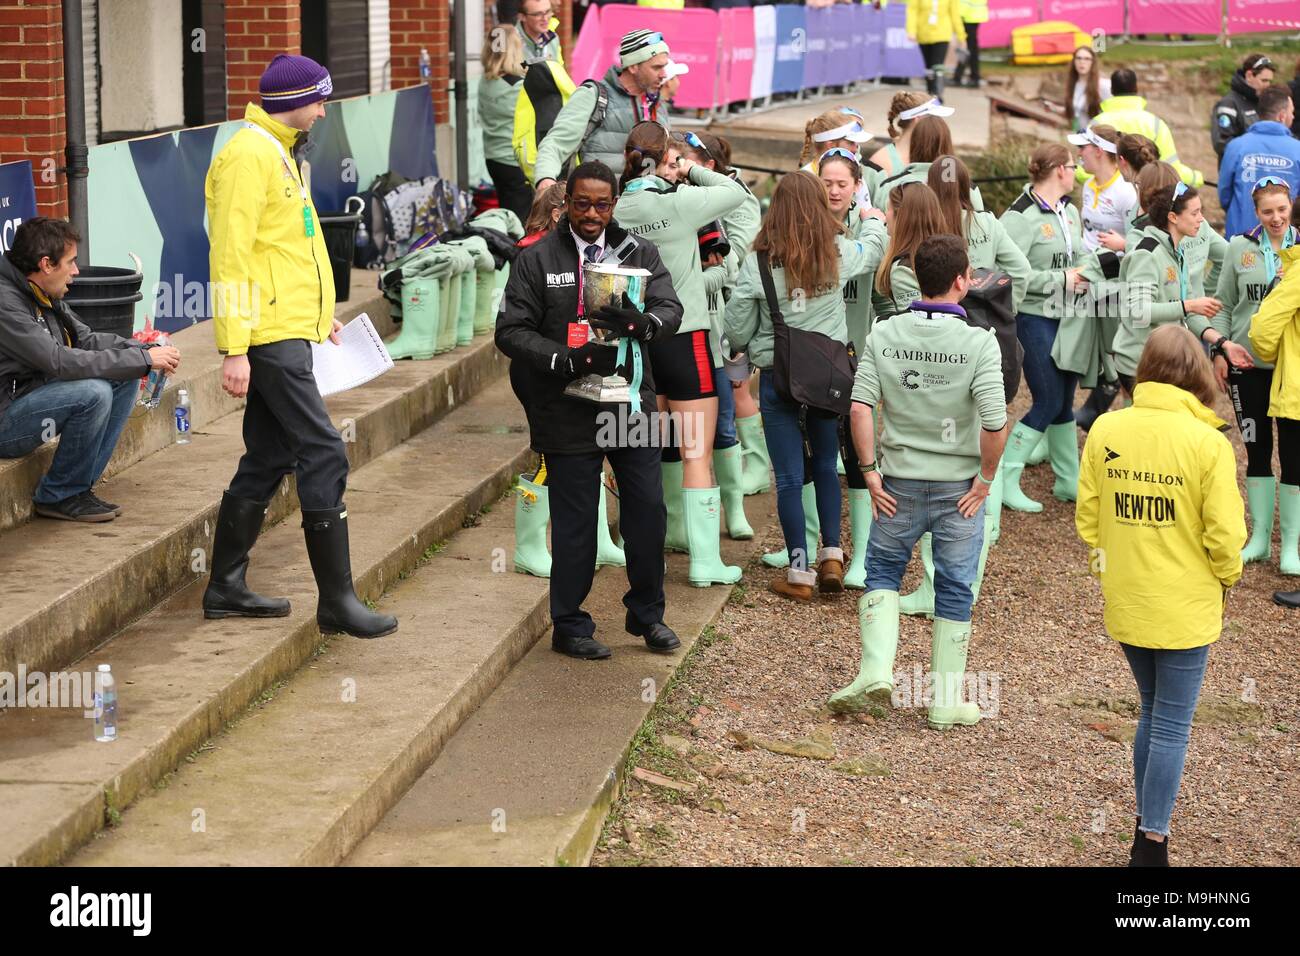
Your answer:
[650,328,717,401]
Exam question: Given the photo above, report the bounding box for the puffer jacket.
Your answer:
[0,255,153,421]
[205,103,335,356]
[1076,381,1245,649]
[1211,69,1261,160]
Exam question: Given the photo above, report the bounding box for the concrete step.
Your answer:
[345,490,779,866]
[0,269,389,535]
[0,331,508,682]
[0,377,535,866]
[69,503,549,866]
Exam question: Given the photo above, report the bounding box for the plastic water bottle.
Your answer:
[94,664,116,742]
[175,389,191,444]
[138,369,165,408]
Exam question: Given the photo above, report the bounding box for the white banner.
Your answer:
[751,4,776,101]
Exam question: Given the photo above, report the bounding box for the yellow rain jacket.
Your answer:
[959,0,989,24]
[1096,94,1203,188]
[1248,247,1300,422]
[1076,381,1245,650]
[206,102,335,356]
[907,0,963,45]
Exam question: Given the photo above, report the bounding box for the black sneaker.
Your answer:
[88,490,122,515]
[34,491,117,523]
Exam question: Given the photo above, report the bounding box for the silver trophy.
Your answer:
[564,261,652,404]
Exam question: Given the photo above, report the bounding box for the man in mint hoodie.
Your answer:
[828,235,1008,730]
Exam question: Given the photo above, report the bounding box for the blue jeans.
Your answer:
[1017,312,1077,431]
[758,370,840,567]
[713,365,737,449]
[865,476,984,621]
[1120,642,1210,837]
[0,377,138,503]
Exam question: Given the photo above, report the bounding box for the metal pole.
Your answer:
[62,0,90,260]
[453,0,470,190]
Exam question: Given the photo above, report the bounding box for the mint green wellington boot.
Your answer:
[899,532,936,618]
[595,481,626,568]
[387,277,441,360]
[683,487,743,587]
[986,465,1005,546]
[1001,422,1045,513]
[735,414,771,496]
[827,589,900,713]
[513,476,551,578]
[662,461,689,553]
[1046,421,1080,503]
[928,617,982,729]
[435,268,461,354]
[969,515,994,603]
[1280,484,1300,576]
[713,445,754,540]
[836,452,846,476]
[843,488,873,589]
[762,482,820,568]
[1241,477,1276,563]
[1027,432,1049,466]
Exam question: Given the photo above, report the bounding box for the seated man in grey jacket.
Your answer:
[0,217,181,522]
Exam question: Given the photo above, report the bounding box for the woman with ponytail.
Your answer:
[874,114,984,211]
[614,121,752,588]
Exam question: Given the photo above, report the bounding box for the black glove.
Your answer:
[562,340,604,379]
[589,293,663,342]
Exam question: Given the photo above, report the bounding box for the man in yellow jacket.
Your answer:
[202,53,397,640]
[906,0,966,101]
[1098,69,1204,187]
[952,0,988,89]
[1249,246,1300,609]
[1075,325,1244,865]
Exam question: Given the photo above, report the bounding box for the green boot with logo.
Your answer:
[513,476,551,578]
[713,445,754,540]
[1001,422,1045,513]
[683,487,743,587]
[928,617,982,730]
[828,589,900,713]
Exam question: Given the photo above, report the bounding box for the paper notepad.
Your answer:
[312,313,394,396]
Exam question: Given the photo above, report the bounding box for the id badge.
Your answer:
[303,205,316,238]
[929,13,938,24]
[567,320,592,348]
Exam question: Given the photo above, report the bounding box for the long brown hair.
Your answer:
[523,181,566,235]
[1065,45,1103,126]
[620,121,670,193]
[1136,161,1180,214]
[751,171,843,299]
[908,116,954,164]
[1135,325,1217,408]
[876,182,947,298]
[886,90,931,139]
[927,154,976,240]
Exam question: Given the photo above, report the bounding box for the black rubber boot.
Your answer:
[1130,832,1170,867]
[1274,590,1300,609]
[1128,817,1141,866]
[203,492,291,619]
[1075,380,1120,432]
[301,506,398,638]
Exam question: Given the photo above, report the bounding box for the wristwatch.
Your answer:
[861,461,878,475]
[1209,337,1228,360]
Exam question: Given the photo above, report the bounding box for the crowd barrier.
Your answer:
[571,1,1300,113]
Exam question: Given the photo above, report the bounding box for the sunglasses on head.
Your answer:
[1253,176,1288,192]
[684,131,713,162]
[1173,181,1189,200]
[819,147,858,165]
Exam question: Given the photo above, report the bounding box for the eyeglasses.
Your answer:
[569,198,614,214]
[683,131,713,162]
[522,8,552,19]
[1062,163,1078,172]
[1253,176,1287,191]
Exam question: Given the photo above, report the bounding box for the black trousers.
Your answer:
[545,443,666,639]
[486,159,534,228]
[227,339,349,511]
[964,22,980,83]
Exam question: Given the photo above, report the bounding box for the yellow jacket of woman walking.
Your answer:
[1076,381,1245,649]
[907,0,963,45]
[1248,247,1300,422]
[206,103,336,356]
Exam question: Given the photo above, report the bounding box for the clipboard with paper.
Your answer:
[311,313,394,396]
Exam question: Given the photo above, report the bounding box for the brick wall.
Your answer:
[224,0,302,120]
[0,0,67,216]
[390,0,449,125]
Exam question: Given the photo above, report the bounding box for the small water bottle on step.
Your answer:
[94,664,117,742]
[175,389,191,444]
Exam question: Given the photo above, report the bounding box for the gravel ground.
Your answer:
[592,387,1300,867]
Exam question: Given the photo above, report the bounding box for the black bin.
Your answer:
[65,265,144,340]
[319,200,363,303]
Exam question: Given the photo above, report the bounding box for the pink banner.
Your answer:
[569,5,604,85]
[981,1,1043,49]
[592,6,721,109]
[1228,0,1300,34]
[1129,0,1220,35]
[719,8,756,106]
[1040,0,1124,37]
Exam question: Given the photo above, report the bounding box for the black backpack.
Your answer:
[757,252,857,416]
[961,268,1022,404]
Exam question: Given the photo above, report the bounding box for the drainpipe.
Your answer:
[453,0,469,189]
[62,0,90,261]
